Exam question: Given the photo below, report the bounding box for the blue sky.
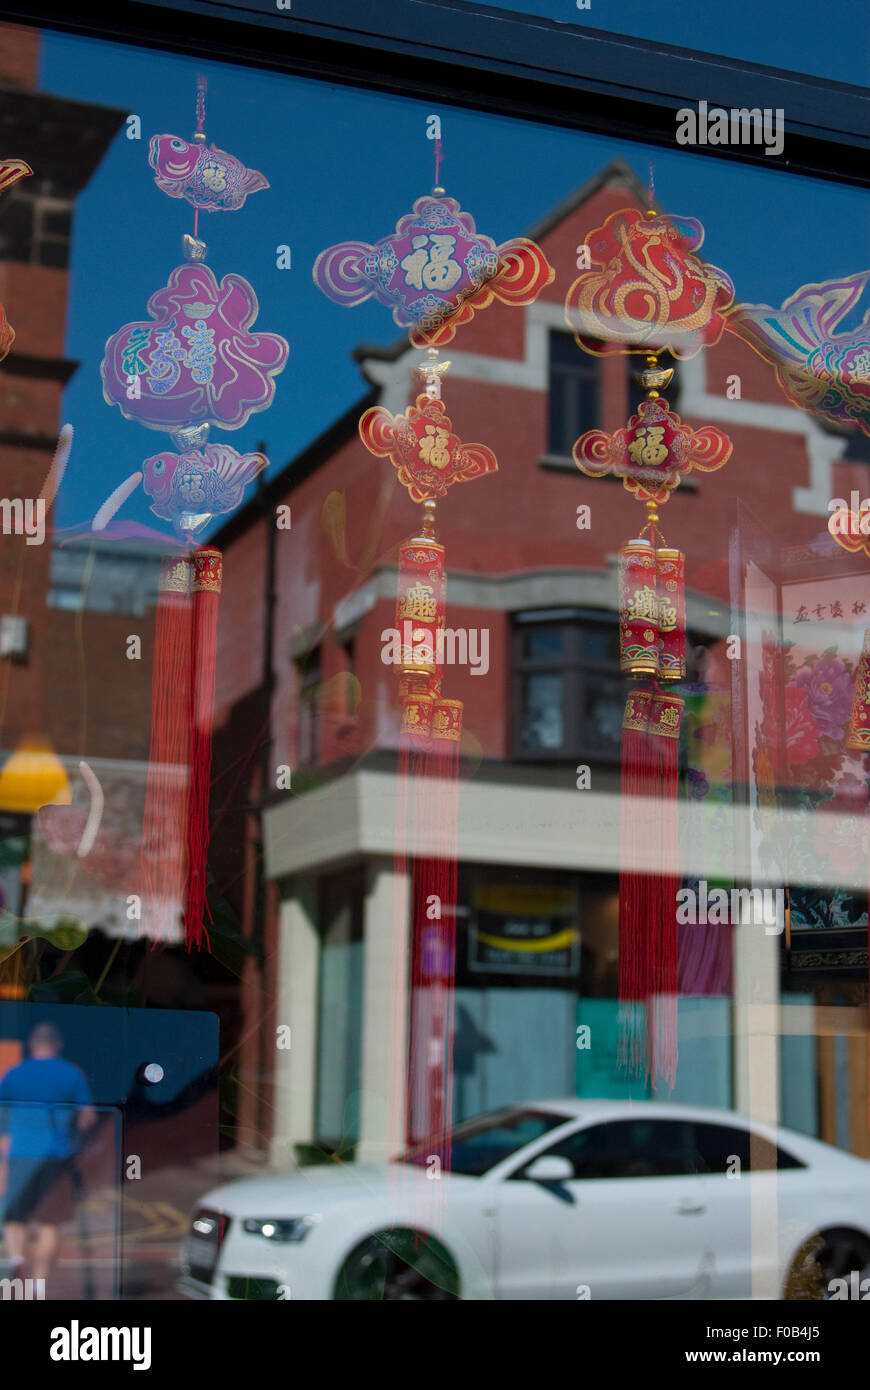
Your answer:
[38,24,869,534]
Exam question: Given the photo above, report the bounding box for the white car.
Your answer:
[177,1100,870,1300]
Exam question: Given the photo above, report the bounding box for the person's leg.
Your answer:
[3,1221,26,1263]
[30,1223,59,1281]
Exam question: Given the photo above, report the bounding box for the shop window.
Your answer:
[513,609,622,761]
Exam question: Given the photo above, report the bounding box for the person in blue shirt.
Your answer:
[0,1021,95,1289]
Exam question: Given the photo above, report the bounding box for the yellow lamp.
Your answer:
[0,736,72,814]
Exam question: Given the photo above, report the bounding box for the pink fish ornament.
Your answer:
[149,134,269,212]
[142,443,266,533]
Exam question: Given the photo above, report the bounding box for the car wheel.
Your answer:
[783,1227,870,1299]
[333,1229,459,1301]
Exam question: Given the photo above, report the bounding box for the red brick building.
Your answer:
[212,161,870,1163]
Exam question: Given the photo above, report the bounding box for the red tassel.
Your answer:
[618,686,656,1076]
[618,686,683,1090]
[185,546,221,951]
[428,700,461,1178]
[648,690,683,1090]
[141,554,192,942]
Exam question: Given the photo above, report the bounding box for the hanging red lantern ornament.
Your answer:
[318,125,550,1198]
[361,350,497,1173]
[97,77,288,948]
[569,190,733,1089]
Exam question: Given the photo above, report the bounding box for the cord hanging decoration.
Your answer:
[727,272,870,437]
[313,140,553,346]
[315,122,549,1187]
[360,350,497,1173]
[0,159,33,359]
[100,77,288,949]
[565,206,734,359]
[569,198,734,1089]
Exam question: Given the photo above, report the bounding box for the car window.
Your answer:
[518,1119,695,1179]
[689,1122,806,1174]
[400,1106,566,1175]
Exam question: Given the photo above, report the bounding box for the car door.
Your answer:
[495,1118,712,1299]
[686,1119,803,1299]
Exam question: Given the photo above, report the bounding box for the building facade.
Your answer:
[212,161,870,1166]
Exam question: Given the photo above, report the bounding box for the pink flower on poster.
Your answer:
[784,684,820,768]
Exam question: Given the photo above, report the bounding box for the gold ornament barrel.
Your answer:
[655,548,686,680]
[618,539,659,676]
[648,689,684,740]
[395,538,446,678]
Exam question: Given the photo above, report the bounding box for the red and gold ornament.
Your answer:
[569,200,734,1088]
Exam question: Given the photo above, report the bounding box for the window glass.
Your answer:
[690,1122,806,1174]
[519,672,565,750]
[524,626,565,663]
[515,615,620,759]
[0,0,860,1312]
[548,331,599,456]
[402,1107,567,1175]
[529,1119,694,1179]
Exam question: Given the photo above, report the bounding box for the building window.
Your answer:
[548,332,680,459]
[548,331,600,456]
[296,645,322,767]
[513,609,622,761]
[0,189,73,268]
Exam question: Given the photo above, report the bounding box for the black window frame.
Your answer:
[21,2,867,190]
[512,607,622,765]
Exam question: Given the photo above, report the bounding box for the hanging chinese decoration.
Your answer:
[359,352,497,1181]
[568,195,733,1089]
[314,191,552,348]
[315,128,551,1188]
[0,160,33,359]
[566,206,734,360]
[100,78,288,948]
[727,272,870,438]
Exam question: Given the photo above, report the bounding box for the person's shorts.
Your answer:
[3,1158,77,1225]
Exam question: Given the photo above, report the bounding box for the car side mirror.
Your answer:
[525,1154,574,1182]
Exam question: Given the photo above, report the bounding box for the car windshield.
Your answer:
[398,1107,567,1176]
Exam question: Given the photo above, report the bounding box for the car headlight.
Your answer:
[242,1216,318,1243]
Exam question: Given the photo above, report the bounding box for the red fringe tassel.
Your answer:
[185,546,222,951]
[141,554,192,942]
